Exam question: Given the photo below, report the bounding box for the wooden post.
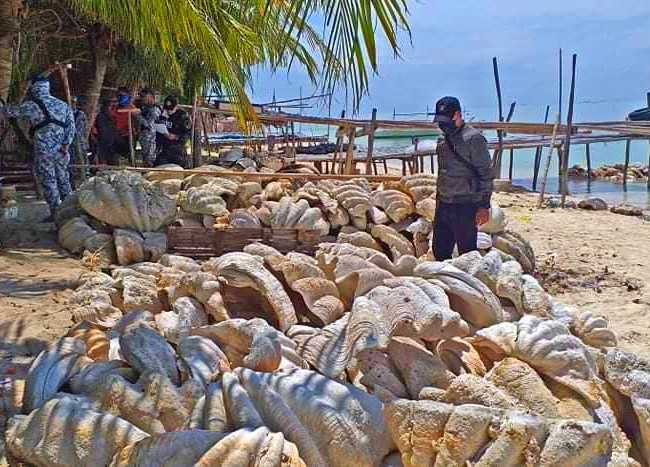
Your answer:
[127,112,136,167]
[492,57,505,176]
[508,147,514,180]
[344,129,356,174]
[561,53,577,208]
[201,113,212,161]
[538,115,561,207]
[558,49,563,125]
[331,110,345,173]
[532,104,550,190]
[58,63,86,182]
[365,108,377,175]
[586,143,592,182]
[190,96,199,168]
[413,138,420,175]
[647,140,650,190]
[623,139,631,189]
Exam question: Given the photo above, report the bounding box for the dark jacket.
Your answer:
[95,108,118,165]
[436,125,494,208]
[156,109,191,167]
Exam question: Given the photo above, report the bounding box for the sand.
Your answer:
[0,191,648,360]
[494,191,650,359]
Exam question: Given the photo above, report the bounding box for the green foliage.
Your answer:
[11,0,411,119]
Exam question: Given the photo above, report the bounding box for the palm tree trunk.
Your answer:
[0,0,21,101]
[84,25,113,135]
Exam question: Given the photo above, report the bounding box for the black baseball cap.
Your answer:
[433,96,461,123]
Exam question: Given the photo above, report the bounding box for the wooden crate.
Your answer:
[166,226,330,258]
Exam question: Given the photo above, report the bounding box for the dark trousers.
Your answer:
[433,201,478,261]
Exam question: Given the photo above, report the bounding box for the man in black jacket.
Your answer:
[432,96,495,260]
[155,96,191,167]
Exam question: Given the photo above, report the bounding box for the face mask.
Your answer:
[117,95,130,107]
[438,121,456,135]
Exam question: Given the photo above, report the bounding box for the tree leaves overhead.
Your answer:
[67,0,410,121]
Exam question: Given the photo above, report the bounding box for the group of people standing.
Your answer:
[92,88,191,168]
[0,74,191,218]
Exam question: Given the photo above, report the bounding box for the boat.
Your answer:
[628,107,650,121]
[374,127,441,140]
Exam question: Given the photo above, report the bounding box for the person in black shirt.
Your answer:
[94,97,118,166]
[155,96,191,167]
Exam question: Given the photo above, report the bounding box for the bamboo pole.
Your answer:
[492,57,505,176]
[508,148,514,180]
[586,143,592,182]
[558,49,563,125]
[623,139,631,189]
[365,108,377,175]
[647,140,650,189]
[538,115,561,207]
[561,53,577,208]
[532,104,550,190]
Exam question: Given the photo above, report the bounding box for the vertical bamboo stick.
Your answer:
[558,48,563,124]
[647,140,650,189]
[508,148,514,180]
[538,115,561,207]
[623,139,631,189]
[532,104,550,190]
[492,57,505,176]
[561,53,577,208]
[365,108,377,175]
[586,143,591,182]
[127,113,136,167]
[190,96,199,168]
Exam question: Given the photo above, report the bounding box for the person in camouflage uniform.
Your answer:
[0,75,75,214]
[137,88,161,166]
[72,95,90,161]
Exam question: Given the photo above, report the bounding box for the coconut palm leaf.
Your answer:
[67,0,410,121]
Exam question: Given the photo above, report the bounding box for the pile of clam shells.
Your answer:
[3,204,650,466]
[55,169,526,270]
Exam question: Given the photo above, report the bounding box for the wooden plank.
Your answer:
[561,53,578,208]
[538,116,561,207]
[365,108,377,175]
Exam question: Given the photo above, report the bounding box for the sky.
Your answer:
[249,0,650,122]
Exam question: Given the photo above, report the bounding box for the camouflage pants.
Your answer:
[139,131,157,166]
[34,150,72,212]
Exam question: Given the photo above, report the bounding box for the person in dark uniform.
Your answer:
[94,97,118,165]
[432,96,495,260]
[155,96,191,167]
